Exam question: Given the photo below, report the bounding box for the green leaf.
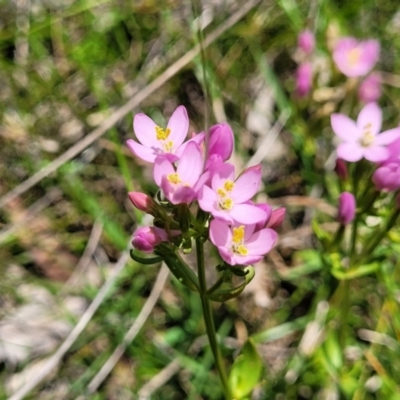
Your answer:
[229,338,263,399]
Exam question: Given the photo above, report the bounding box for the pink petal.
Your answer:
[375,128,400,145]
[171,186,196,204]
[246,228,277,255]
[218,247,236,265]
[208,123,234,161]
[337,142,364,162]
[230,204,268,224]
[231,253,263,266]
[357,102,382,135]
[175,132,205,158]
[330,114,360,141]
[210,219,231,247]
[211,163,235,191]
[177,142,203,185]
[133,113,158,147]
[198,185,218,213]
[126,139,158,163]
[231,165,262,203]
[363,146,389,162]
[166,106,189,147]
[153,157,174,186]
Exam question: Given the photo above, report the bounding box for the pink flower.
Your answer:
[153,141,205,205]
[338,192,356,225]
[198,163,267,224]
[298,29,315,55]
[373,162,400,192]
[209,220,277,266]
[333,37,380,77]
[358,73,381,103]
[132,226,167,253]
[127,105,203,163]
[331,102,400,162]
[296,63,313,97]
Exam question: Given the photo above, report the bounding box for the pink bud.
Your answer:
[296,63,313,97]
[372,162,400,192]
[208,123,234,162]
[132,226,163,253]
[254,202,273,231]
[334,159,348,180]
[298,29,315,55]
[338,192,356,225]
[358,73,381,103]
[128,192,157,214]
[267,208,286,230]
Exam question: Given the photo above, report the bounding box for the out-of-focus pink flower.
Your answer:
[298,29,315,55]
[266,208,286,230]
[373,162,400,192]
[198,163,267,225]
[333,37,380,77]
[132,226,167,253]
[296,62,313,97]
[209,220,277,266]
[153,141,205,205]
[338,192,356,225]
[127,105,204,163]
[331,102,400,162]
[334,159,348,180]
[358,73,381,103]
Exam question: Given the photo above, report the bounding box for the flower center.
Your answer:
[232,225,248,255]
[167,173,181,185]
[360,123,374,147]
[155,126,174,152]
[217,180,235,210]
[347,48,362,66]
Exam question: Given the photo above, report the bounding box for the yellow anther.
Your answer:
[155,126,171,141]
[360,131,374,147]
[237,244,248,255]
[347,48,361,66]
[217,188,226,197]
[167,173,181,184]
[221,198,233,210]
[164,140,173,152]
[224,180,234,192]
[232,225,245,243]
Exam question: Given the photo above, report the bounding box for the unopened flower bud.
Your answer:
[267,208,286,230]
[132,226,163,253]
[208,123,234,162]
[372,162,400,192]
[358,73,381,103]
[298,29,315,55]
[337,192,356,225]
[128,192,164,218]
[334,158,348,180]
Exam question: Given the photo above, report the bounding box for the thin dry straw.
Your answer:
[8,250,130,400]
[0,0,263,211]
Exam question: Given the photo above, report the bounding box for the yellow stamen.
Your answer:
[232,225,245,243]
[224,180,234,192]
[221,198,233,210]
[155,126,171,141]
[237,244,248,255]
[217,188,226,197]
[167,173,181,184]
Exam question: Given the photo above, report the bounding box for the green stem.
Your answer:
[195,237,231,400]
[358,208,400,263]
[339,280,350,349]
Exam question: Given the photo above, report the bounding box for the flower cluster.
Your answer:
[331,102,400,193]
[127,106,281,267]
